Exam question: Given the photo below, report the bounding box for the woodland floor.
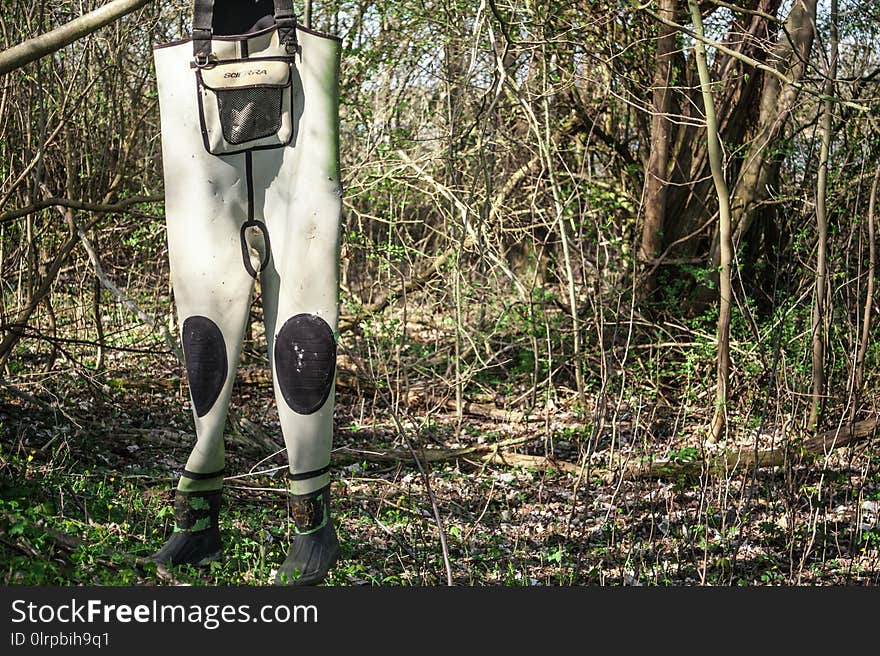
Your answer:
[1,345,879,587]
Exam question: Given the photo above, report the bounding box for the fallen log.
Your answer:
[329,417,879,483]
[124,414,879,485]
[618,416,880,481]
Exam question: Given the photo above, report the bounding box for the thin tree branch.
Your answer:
[0,194,162,226]
[0,0,153,77]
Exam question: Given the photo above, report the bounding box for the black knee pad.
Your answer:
[182,316,228,417]
[274,314,336,415]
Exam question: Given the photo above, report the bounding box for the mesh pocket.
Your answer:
[216,86,283,145]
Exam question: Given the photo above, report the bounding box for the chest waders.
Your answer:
[147,0,342,585]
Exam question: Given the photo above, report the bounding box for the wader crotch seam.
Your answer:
[240,220,271,278]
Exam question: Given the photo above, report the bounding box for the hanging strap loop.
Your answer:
[192,0,298,65]
[191,0,215,65]
[272,0,299,54]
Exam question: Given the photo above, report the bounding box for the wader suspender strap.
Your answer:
[192,0,299,65]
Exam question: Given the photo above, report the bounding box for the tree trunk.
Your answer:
[651,1,781,303]
[851,162,879,417]
[688,0,734,442]
[638,0,676,297]
[809,0,838,429]
[724,0,819,263]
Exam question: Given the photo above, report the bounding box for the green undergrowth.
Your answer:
[0,436,346,586]
[2,378,879,586]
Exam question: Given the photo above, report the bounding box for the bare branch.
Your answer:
[0,0,152,77]
[40,186,182,365]
[0,194,163,226]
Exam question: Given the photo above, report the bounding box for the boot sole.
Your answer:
[275,547,339,586]
[140,548,224,569]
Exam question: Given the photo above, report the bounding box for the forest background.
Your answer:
[1,0,879,586]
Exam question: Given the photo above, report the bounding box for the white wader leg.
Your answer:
[255,27,343,587]
[148,2,342,584]
[260,27,342,497]
[157,48,255,490]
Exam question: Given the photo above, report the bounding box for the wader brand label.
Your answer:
[201,60,289,89]
[197,59,296,155]
[223,68,269,79]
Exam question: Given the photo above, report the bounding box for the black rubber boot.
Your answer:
[275,484,339,585]
[148,489,223,567]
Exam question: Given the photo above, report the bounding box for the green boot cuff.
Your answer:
[172,489,223,533]
[289,483,331,536]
